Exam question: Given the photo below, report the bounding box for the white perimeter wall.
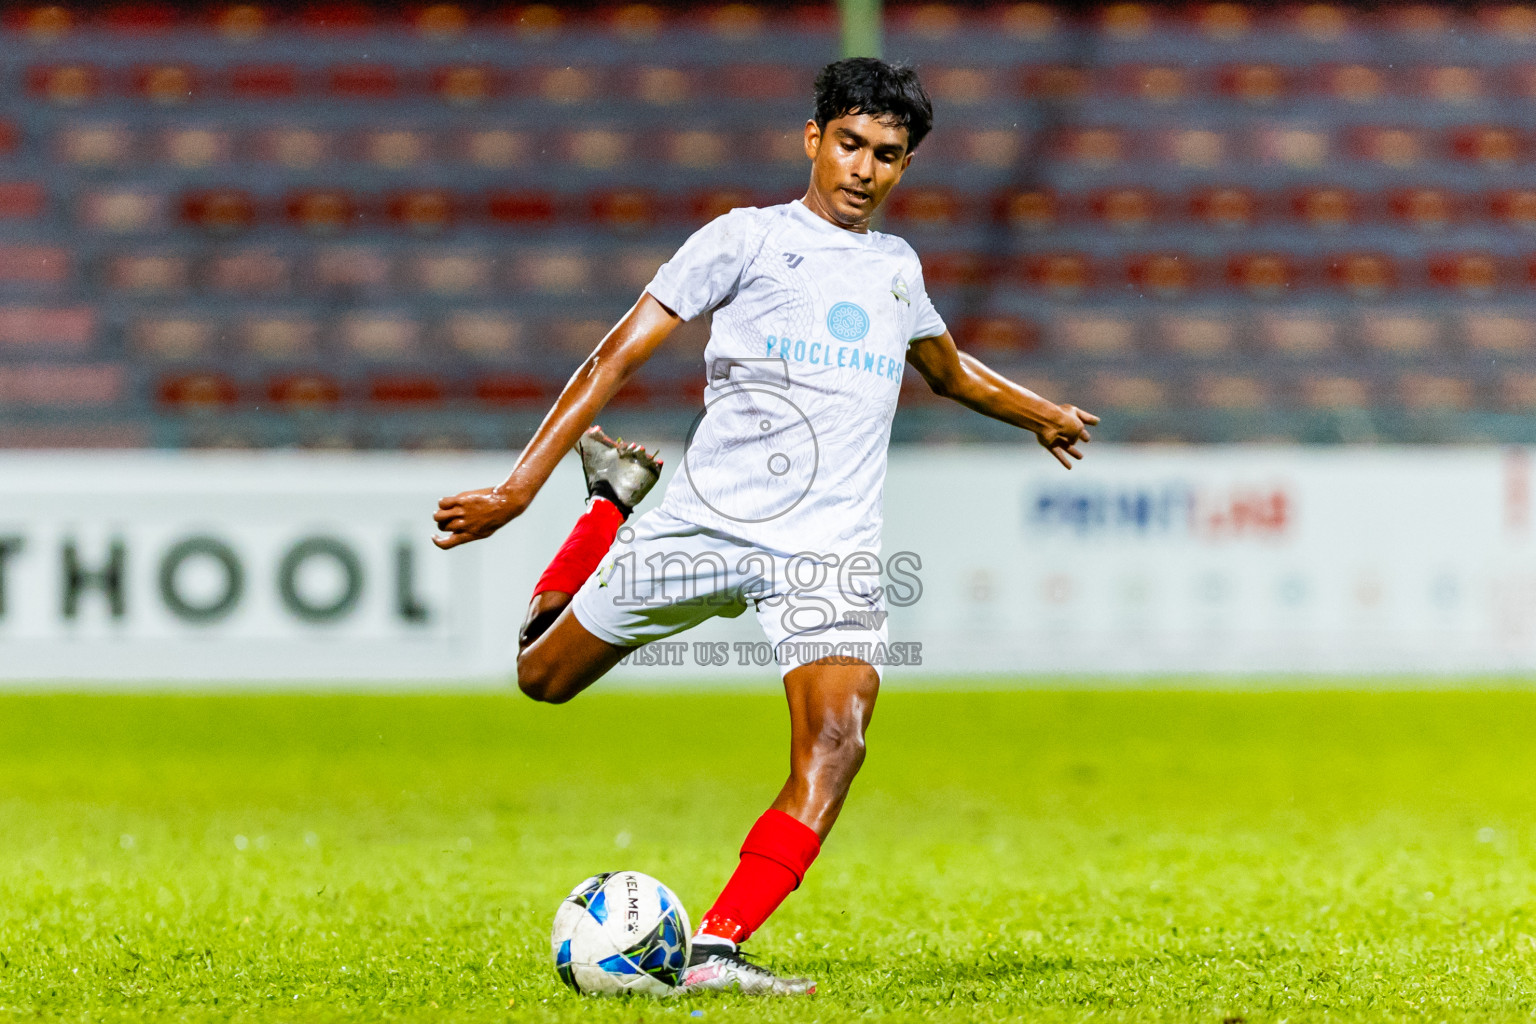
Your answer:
[1,446,1535,685]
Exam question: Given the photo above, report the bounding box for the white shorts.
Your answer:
[570,509,892,678]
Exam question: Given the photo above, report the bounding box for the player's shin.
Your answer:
[520,497,624,647]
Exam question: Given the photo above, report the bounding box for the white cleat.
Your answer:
[679,940,816,997]
[575,425,662,514]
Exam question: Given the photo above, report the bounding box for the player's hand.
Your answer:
[1037,404,1100,470]
[432,486,527,550]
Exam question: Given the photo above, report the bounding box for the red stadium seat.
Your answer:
[1480,5,1536,39]
[5,5,74,39]
[433,66,503,105]
[159,372,238,409]
[497,5,565,36]
[0,183,45,221]
[487,190,558,227]
[1127,253,1200,298]
[589,190,659,232]
[957,316,1038,354]
[1328,252,1398,298]
[269,374,341,409]
[887,188,965,229]
[1353,126,1425,168]
[1389,188,1458,231]
[1092,188,1158,231]
[893,3,964,39]
[473,374,548,406]
[1452,126,1521,168]
[688,189,758,223]
[701,4,768,39]
[1022,65,1090,102]
[0,364,122,407]
[921,252,993,289]
[329,64,400,99]
[1024,252,1095,297]
[182,189,258,233]
[1321,64,1387,103]
[926,67,999,107]
[1291,187,1359,230]
[0,244,62,288]
[719,64,801,101]
[1056,127,1128,168]
[133,65,197,104]
[27,64,101,105]
[1100,2,1155,39]
[1490,189,1536,230]
[368,375,444,406]
[1190,188,1259,229]
[213,5,267,40]
[606,4,666,40]
[229,64,299,100]
[104,4,177,32]
[286,190,358,234]
[1226,253,1298,297]
[1428,252,1506,296]
[1220,63,1288,105]
[387,190,456,234]
[1289,3,1352,40]
[537,66,601,104]
[996,189,1059,232]
[1116,64,1192,104]
[1422,65,1484,104]
[998,2,1060,39]
[0,120,16,156]
[414,3,470,39]
[301,3,374,31]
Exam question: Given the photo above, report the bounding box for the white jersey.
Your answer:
[644,199,946,557]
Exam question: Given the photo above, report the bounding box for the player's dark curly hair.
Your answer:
[813,57,934,152]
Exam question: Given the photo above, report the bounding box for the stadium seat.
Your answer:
[132,317,212,360]
[1360,313,1439,353]
[367,375,445,406]
[613,247,671,291]
[411,252,491,296]
[443,313,522,357]
[1258,126,1329,169]
[894,3,965,39]
[413,3,470,39]
[1100,3,1155,39]
[1452,126,1520,168]
[588,190,659,232]
[182,189,258,233]
[538,67,601,104]
[107,253,189,296]
[1422,65,1484,104]
[158,371,238,409]
[1292,187,1359,230]
[259,128,331,168]
[887,188,965,229]
[1093,188,1158,231]
[922,252,993,290]
[926,67,997,106]
[1399,372,1473,411]
[1190,188,1258,229]
[286,190,358,234]
[208,249,292,296]
[0,245,70,289]
[1261,313,1337,355]
[214,5,268,40]
[329,64,400,100]
[462,129,530,169]
[0,363,122,406]
[1022,65,1090,102]
[133,64,197,104]
[474,373,549,406]
[486,191,557,227]
[996,189,1059,232]
[1198,373,1270,409]
[340,315,421,358]
[27,64,100,105]
[512,251,592,294]
[1288,3,1352,40]
[1322,64,1387,103]
[9,4,75,40]
[1300,374,1370,409]
[244,317,319,358]
[433,66,501,105]
[688,188,757,223]
[81,189,166,233]
[388,190,456,234]
[1057,127,1127,169]
[998,2,1059,40]
[1328,252,1397,298]
[1354,126,1424,168]
[956,316,1038,353]
[1501,371,1536,410]
[1428,252,1505,296]
[628,67,696,106]
[1127,253,1200,299]
[701,4,768,39]
[567,129,630,169]
[1226,253,1298,297]
[162,129,233,169]
[300,4,376,32]
[1160,315,1234,355]
[1093,373,1166,410]
[1490,189,1536,230]
[228,64,301,100]
[963,129,1025,169]
[1116,64,1190,105]
[719,63,801,100]
[665,130,729,169]
[0,306,95,352]
[57,126,134,168]
[311,246,393,296]
[1024,252,1095,297]
[607,4,667,41]
[104,3,177,32]
[365,130,428,169]
[268,373,342,408]
[1051,313,1136,355]
[1389,188,1457,231]
[1463,313,1536,353]
[1221,64,1288,105]
[499,5,564,37]
[0,120,16,157]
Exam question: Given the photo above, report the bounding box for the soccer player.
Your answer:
[432,58,1098,995]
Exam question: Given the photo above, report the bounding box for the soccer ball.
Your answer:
[550,871,691,996]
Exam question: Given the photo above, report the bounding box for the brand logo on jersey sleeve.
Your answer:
[826,302,870,342]
[891,273,910,305]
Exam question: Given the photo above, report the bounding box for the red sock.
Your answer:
[533,497,624,597]
[696,810,821,945]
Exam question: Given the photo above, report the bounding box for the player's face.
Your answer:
[802,113,914,230]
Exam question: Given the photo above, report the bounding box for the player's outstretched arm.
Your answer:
[906,330,1099,470]
[432,294,683,549]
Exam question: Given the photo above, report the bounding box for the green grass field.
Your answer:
[3,688,1536,1023]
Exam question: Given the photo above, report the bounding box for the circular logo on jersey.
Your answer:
[826,302,870,342]
[683,386,818,525]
